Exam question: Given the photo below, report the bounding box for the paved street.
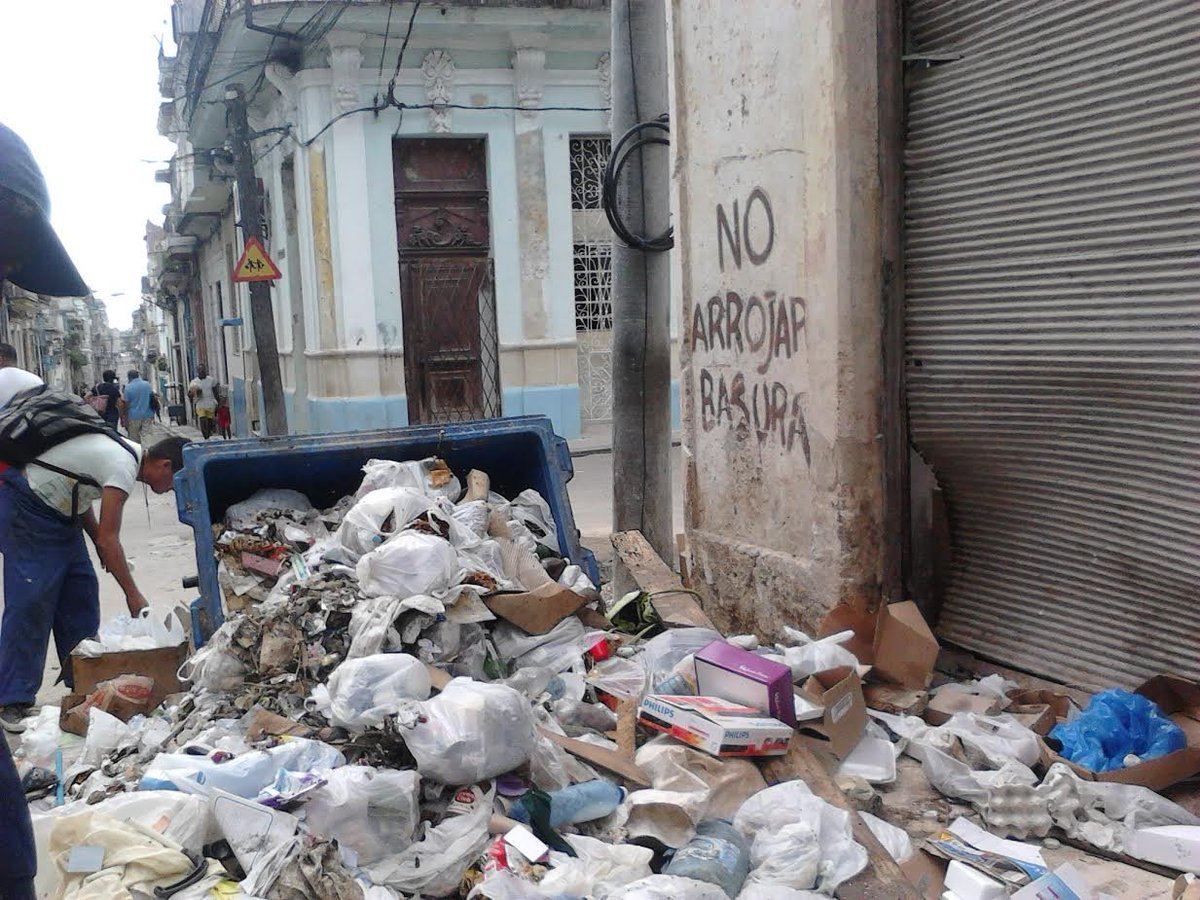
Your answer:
[5,427,682,709]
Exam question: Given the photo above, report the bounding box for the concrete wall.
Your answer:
[672,0,886,635]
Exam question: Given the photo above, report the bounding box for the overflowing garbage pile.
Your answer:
[17,456,1200,899]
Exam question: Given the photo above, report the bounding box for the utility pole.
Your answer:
[610,0,673,564]
[224,84,288,436]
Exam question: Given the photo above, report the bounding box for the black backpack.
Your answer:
[0,385,135,467]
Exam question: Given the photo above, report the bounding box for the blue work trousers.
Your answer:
[0,469,99,707]
[0,736,35,895]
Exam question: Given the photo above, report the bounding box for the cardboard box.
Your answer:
[694,640,796,725]
[484,584,589,635]
[1039,675,1200,791]
[872,601,939,690]
[1007,689,1076,736]
[795,669,868,759]
[637,695,792,758]
[70,641,189,714]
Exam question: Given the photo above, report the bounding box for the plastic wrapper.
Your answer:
[399,678,536,785]
[356,530,460,599]
[641,628,722,690]
[225,488,313,530]
[588,656,649,701]
[733,780,867,894]
[365,785,493,895]
[302,766,422,864]
[355,457,462,503]
[1050,689,1187,773]
[317,653,432,729]
[74,608,186,656]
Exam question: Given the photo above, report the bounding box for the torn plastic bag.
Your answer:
[356,531,460,599]
[334,487,435,560]
[366,785,493,895]
[398,679,535,785]
[466,870,544,899]
[733,780,867,894]
[766,638,860,683]
[321,654,431,729]
[508,489,560,553]
[355,456,462,502]
[302,767,422,865]
[493,617,602,672]
[346,595,406,659]
[605,874,729,900]
[939,712,1042,768]
[140,737,345,797]
[81,707,130,767]
[558,563,596,595]
[1050,688,1186,773]
[538,834,654,896]
[178,621,246,692]
[931,674,1017,709]
[226,488,314,530]
[742,821,822,892]
[641,628,722,690]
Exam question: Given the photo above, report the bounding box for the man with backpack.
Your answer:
[0,120,95,900]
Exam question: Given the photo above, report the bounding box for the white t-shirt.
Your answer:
[26,434,142,517]
[0,367,43,409]
[190,376,217,413]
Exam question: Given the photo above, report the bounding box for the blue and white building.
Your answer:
[154,0,642,440]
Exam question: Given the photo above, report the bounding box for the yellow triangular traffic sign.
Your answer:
[232,236,282,282]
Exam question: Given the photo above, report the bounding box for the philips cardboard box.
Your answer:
[638,695,792,758]
[694,641,796,725]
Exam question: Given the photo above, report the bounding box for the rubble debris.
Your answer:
[14,455,1196,899]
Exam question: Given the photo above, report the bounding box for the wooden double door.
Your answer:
[394,138,501,424]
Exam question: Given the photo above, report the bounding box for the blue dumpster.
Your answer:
[175,416,599,645]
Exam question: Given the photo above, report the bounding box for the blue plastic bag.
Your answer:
[1050,689,1186,773]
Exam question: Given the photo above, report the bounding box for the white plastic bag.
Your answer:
[322,654,432,729]
[346,595,406,659]
[859,812,914,863]
[356,531,460,599]
[493,617,602,672]
[587,656,649,701]
[508,489,560,553]
[141,737,345,798]
[939,712,1042,768]
[302,767,422,864]
[366,786,493,895]
[355,457,462,503]
[641,628,721,689]
[538,834,654,896]
[734,781,868,894]
[81,708,130,767]
[335,487,435,560]
[400,679,535,785]
[74,608,186,656]
[742,822,822,891]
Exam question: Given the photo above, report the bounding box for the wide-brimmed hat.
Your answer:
[0,122,89,297]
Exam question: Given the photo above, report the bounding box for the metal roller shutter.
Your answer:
[904,0,1200,690]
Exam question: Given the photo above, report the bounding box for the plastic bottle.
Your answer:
[551,699,619,732]
[508,779,626,828]
[664,819,750,898]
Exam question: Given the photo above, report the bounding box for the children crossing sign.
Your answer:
[232,237,282,282]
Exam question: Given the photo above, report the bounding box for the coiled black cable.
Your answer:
[602,114,674,252]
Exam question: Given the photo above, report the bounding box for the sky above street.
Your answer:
[2,1,176,328]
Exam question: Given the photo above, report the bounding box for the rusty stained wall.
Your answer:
[671,0,886,636]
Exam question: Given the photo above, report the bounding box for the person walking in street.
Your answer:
[92,369,121,429]
[216,397,232,440]
[189,364,219,439]
[0,432,189,734]
[121,369,154,443]
[0,119,97,900]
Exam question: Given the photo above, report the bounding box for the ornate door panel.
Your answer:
[394,138,500,424]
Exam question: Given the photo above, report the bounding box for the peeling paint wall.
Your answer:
[672,0,886,635]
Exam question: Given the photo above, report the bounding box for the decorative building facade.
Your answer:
[155,0,657,440]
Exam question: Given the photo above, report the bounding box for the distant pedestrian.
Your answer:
[188,364,219,440]
[121,370,154,444]
[216,401,232,440]
[0,118,93,900]
[91,369,121,428]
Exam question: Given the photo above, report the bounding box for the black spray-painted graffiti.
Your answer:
[693,187,811,465]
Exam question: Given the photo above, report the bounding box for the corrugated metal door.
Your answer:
[905,0,1200,689]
